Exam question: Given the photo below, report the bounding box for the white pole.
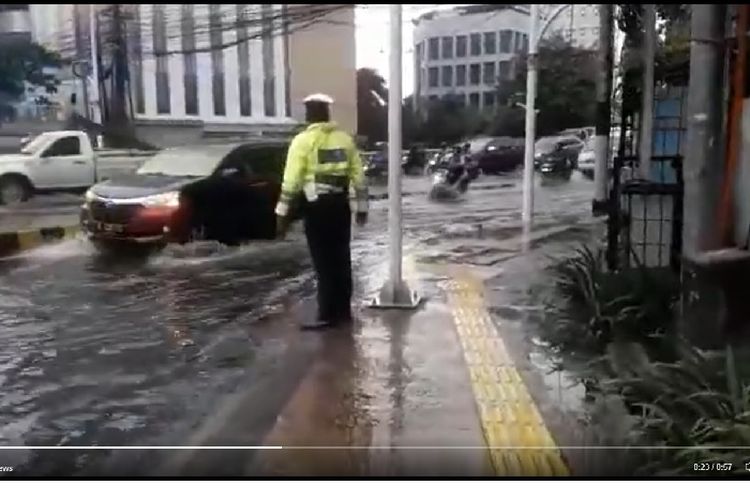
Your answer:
[89,4,101,125]
[638,4,656,179]
[522,4,539,226]
[387,3,403,299]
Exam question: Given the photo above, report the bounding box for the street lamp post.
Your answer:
[371,4,420,309]
[522,4,573,227]
[522,4,539,226]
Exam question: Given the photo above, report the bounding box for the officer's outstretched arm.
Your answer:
[348,142,369,217]
[275,136,306,218]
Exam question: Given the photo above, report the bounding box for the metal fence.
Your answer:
[607,155,684,272]
[606,86,687,273]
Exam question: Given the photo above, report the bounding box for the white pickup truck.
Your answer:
[0,130,103,205]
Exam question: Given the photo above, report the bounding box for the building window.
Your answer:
[514,31,524,53]
[470,33,481,56]
[262,5,276,117]
[428,67,439,88]
[441,65,453,87]
[522,34,529,54]
[469,63,480,85]
[483,32,496,55]
[469,92,480,108]
[181,5,198,116]
[209,4,226,116]
[500,30,513,53]
[483,92,496,108]
[483,61,496,85]
[455,93,466,106]
[152,4,170,114]
[428,37,439,60]
[441,36,453,59]
[456,35,466,57]
[237,5,252,116]
[456,35,467,58]
[498,60,511,81]
[456,64,466,86]
[129,5,144,114]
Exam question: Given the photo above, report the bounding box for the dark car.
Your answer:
[473,136,525,175]
[533,135,584,174]
[80,140,296,250]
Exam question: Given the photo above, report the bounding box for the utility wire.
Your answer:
[53,4,349,59]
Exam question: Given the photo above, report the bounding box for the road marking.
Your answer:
[442,268,569,477]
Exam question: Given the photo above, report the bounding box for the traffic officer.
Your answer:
[275,93,369,330]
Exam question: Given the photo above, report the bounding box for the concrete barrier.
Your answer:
[0,224,79,258]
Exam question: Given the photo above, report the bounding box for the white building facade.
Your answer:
[412,4,600,114]
[28,4,297,146]
[413,5,530,112]
[129,4,293,138]
[0,5,32,44]
[544,4,600,50]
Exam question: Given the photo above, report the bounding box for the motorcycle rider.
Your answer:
[445,145,470,191]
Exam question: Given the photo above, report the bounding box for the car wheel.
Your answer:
[0,175,30,205]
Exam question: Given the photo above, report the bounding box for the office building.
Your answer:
[26,4,357,147]
[413,4,599,114]
[413,5,530,113]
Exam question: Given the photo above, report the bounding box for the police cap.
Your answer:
[303,93,335,105]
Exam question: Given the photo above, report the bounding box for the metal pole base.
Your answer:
[369,280,422,309]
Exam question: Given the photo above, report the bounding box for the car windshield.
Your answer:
[20,134,50,155]
[137,148,228,177]
[535,137,560,154]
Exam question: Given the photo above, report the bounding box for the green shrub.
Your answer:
[602,341,750,475]
[542,244,750,474]
[545,245,680,361]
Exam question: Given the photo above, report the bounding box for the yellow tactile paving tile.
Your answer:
[441,266,570,477]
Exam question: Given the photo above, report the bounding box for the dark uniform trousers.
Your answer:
[303,192,353,322]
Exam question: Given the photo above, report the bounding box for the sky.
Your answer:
[354,4,462,98]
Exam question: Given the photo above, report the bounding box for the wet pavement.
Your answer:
[0,171,602,476]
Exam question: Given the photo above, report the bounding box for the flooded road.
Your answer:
[0,172,597,475]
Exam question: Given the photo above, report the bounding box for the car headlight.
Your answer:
[140,191,180,208]
[84,189,96,203]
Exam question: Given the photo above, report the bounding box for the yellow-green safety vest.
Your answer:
[275,122,368,217]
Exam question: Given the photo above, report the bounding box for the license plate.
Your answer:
[97,222,125,233]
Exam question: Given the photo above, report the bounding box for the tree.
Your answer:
[0,40,61,99]
[485,105,526,137]
[356,67,388,146]
[412,95,478,146]
[497,35,597,137]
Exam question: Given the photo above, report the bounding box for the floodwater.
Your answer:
[0,171,600,475]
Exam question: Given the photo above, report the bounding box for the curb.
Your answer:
[0,225,80,258]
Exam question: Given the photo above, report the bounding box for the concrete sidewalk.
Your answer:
[163,255,571,477]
